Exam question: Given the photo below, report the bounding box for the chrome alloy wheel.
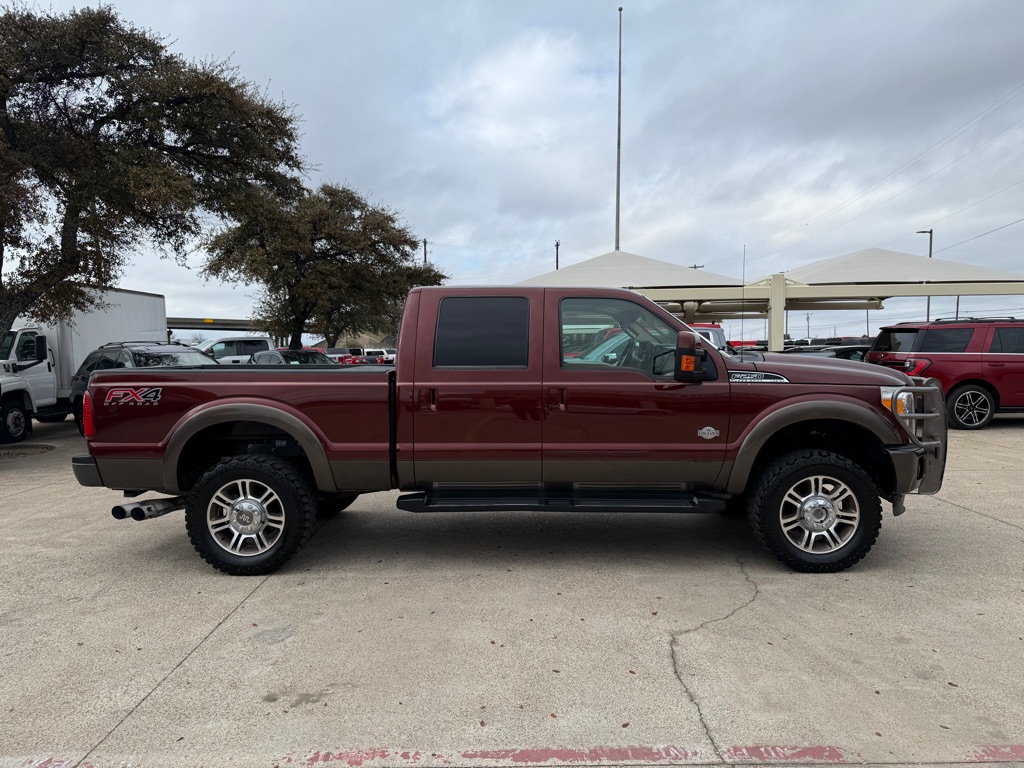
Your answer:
[779,475,860,554]
[206,479,286,557]
[952,390,992,427]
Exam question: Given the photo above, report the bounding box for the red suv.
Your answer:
[866,317,1024,429]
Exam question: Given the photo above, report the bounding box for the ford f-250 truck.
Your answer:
[73,286,946,575]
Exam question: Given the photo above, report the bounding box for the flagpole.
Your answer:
[614,6,623,252]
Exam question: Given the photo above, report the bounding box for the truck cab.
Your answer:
[0,329,53,442]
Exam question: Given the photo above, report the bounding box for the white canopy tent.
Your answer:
[516,246,1024,350]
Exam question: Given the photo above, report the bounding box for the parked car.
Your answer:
[365,348,397,364]
[866,317,1024,429]
[248,349,335,365]
[70,341,220,434]
[196,336,273,365]
[822,344,873,362]
[781,345,836,356]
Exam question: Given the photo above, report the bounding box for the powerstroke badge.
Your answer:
[729,372,790,383]
[104,387,163,405]
[697,426,720,440]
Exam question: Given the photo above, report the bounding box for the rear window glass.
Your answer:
[874,327,973,353]
[872,330,919,352]
[434,296,529,368]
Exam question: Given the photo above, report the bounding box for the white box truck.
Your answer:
[0,287,166,442]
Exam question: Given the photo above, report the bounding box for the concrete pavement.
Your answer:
[1,417,1022,768]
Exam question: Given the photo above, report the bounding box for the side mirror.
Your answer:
[34,335,48,362]
[673,330,707,384]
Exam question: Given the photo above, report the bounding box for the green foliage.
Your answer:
[0,4,304,337]
[202,184,447,349]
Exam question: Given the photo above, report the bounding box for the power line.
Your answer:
[934,216,1024,253]
[747,82,1024,256]
[757,111,1024,259]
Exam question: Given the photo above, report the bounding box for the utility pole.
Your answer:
[423,238,427,265]
[555,240,560,270]
[805,312,812,339]
[917,229,933,320]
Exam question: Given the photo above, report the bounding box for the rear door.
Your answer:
[410,290,544,485]
[985,325,1024,407]
[542,291,729,487]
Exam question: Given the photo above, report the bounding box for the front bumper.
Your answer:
[887,378,947,495]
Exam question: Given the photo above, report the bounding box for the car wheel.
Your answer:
[947,385,994,430]
[317,493,359,516]
[186,455,316,575]
[74,407,85,436]
[748,449,882,573]
[0,401,29,444]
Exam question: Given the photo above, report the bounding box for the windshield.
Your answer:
[133,350,221,367]
[0,331,13,360]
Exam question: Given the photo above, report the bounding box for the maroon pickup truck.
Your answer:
[73,286,946,575]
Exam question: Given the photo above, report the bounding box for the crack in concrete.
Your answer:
[668,558,762,763]
[72,575,272,768]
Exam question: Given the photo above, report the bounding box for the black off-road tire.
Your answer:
[747,449,882,573]
[0,401,29,444]
[946,384,995,430]
[186,455,317,576]
[317,493,359,516]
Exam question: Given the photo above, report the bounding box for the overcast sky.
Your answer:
[41,0,1024,340]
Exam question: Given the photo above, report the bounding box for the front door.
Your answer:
[542,293,729,487]
[14,331,57,408]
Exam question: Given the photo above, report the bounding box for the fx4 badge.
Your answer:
[697,426,720,440]
[104,387,163,405]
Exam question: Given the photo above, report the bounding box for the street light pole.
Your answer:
[917,229,933,320]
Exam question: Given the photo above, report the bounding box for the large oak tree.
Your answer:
[202,183,446,349]
[0,5,304,339]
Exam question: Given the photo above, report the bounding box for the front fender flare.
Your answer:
[724,400,902,495]
[162,402,334,493]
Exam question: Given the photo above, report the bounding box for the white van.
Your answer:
[196,336,273,364]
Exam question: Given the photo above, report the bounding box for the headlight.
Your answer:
[880,386,914,415]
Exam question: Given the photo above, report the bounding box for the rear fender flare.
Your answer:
[724,400,901,495]
[162,402,334,493]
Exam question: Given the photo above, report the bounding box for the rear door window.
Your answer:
[991,327,1024,353]
[433,296,529,368]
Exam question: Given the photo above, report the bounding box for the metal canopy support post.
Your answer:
[768,273,787,351]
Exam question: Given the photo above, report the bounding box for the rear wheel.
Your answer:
[748,450,882,573]
[186,455,316,575]
[947,384,994,430]
[0,401,29,444]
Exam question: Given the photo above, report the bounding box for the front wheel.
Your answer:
[947,384,994,430]
[0,401,29,444]
[748,450,882,573]
[186,455,317,575]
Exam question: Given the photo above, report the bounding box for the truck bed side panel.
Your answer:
[88,368,392,493]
